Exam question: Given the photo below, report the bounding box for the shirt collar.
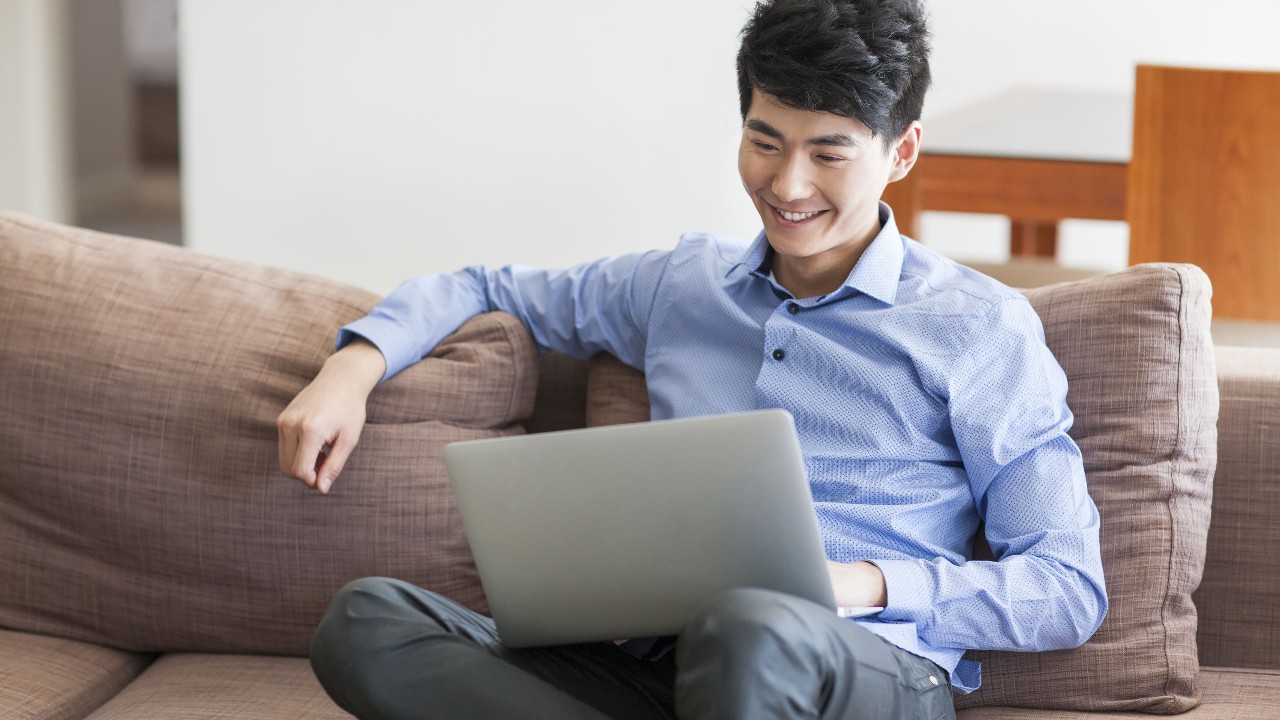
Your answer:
[727,202,905,306]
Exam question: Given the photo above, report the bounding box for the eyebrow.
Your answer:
[745,119,860,148]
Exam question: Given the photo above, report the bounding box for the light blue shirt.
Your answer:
[338,206,1108,692]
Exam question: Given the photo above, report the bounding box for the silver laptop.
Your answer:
[442,409,877,648]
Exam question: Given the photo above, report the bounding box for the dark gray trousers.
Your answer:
[310,577,956,720]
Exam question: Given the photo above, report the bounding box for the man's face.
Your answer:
[738,89,918,278]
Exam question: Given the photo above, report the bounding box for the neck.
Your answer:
[772,220,881,300]
[772,251,862,299]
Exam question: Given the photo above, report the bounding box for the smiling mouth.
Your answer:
[771,205,828,224]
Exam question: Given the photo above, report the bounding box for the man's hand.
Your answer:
[276,339,386,493]
[827,560,888,608]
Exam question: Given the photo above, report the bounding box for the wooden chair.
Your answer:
[1128,64,1280,321]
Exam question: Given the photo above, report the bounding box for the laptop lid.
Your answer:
[442,409,838,648]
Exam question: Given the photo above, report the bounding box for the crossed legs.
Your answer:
[310,578,954,720]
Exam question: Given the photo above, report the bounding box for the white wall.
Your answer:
[0,0,72,222]
[181,1,755,294]
[925,1,1280,119]
[180,0,1280,294]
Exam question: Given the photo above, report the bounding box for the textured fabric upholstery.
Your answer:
[1194,347,1280,670]
[0,211,1253,717]
[585,263,1219,713]
[956,668,1280,720]
[526,352,589,434]
[0,213,537,657]
[0,630,151,720]
[585,354,650,427]
[81,654,351,719]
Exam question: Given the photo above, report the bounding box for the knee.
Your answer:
[677,590,833,716]
[310,577,412,683]
[680,588,813,660]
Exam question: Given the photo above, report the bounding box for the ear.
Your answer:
[887,121,923,183]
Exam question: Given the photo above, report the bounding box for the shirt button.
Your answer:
[787,303,799,315]
[929,676,939,686]
[772,348,786,361]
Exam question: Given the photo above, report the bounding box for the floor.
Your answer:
[77,170,1280,349]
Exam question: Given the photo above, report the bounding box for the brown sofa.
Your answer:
[0,212,1277,719]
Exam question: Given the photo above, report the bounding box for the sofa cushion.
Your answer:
[956,264,1217,714]
[586,263,1217,713]
[585,353,650,427]
[82,654,351,719]
[0,213,537,657]
[1194,346,1280,670]
[955,667,1280,720]
[526,353,589,434]
[0,630,151,720]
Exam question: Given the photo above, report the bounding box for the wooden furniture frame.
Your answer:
[883,91,1131,259]
[883,155,1127,258]
[1127,64,1280,321]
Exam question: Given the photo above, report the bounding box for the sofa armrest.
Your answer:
[1194,346,1280,671]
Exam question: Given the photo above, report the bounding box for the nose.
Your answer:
[771,153,815,203]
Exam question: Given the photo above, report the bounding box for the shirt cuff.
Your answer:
[869,558,935,622]
[336,315,421,382]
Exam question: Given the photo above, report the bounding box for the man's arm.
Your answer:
[339,253,670,382]
[874,297,1108,652]
[277,250,672,492]
[277,339,384,493]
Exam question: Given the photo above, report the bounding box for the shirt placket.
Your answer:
[755,300,802,411]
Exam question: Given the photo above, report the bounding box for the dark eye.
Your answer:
[752,140,778,152]
[817,154,846,163]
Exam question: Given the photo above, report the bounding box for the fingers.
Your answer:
[291,426,330,490]
[276,405,364,494]
[275,407,326,490]
[315,432,360,495]
[276,414,313,486]
[275,362,372,493]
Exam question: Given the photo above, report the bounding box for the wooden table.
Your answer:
[883,91,1131,258]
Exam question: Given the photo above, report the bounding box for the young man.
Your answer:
[279,1,1108,718]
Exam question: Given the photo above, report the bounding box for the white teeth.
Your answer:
[778,208,821,222]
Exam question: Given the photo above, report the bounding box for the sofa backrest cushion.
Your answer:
[585,263,1218,713]
[0,214,534,656]
[958,263,1217,713]
[526,353,589,434]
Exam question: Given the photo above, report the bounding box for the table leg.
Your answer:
[1010,220,1057,258]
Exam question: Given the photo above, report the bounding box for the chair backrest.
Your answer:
[1128,64,1280,321]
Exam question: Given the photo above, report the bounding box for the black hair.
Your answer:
[736,0,931,144]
